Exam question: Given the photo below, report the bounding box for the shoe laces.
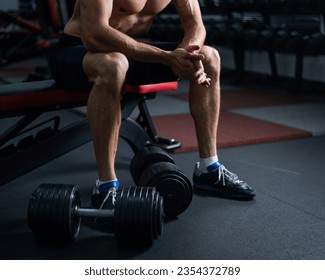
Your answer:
[218,165,243,186]
[99,187,117,210]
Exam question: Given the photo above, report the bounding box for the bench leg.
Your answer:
[136,100,182,152]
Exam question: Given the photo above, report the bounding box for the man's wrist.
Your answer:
[163,50,174,66]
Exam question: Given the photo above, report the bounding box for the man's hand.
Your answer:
[169,45,211,87]
[185,45,211,87]
[169,46,204,80]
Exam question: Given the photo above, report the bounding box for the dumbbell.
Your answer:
[130,145,175,184]
[130,145,193,217]
[28,183,164,246]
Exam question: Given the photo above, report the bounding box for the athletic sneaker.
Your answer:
[193,162,256,199]
[91,187,118,227]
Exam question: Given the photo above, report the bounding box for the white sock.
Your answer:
[93,179,119,194]
[198,155,220,173]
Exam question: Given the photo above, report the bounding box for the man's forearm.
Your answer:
[178,24,206,50]
[174,0,206,50]
[83,26,172,65]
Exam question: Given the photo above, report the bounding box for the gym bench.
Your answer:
[0,79,181,186]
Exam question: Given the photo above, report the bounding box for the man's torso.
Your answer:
[64,0,173,37]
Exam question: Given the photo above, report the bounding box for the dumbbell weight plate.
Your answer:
[138,162,193,217]
[124,187,140,243]
[130,145,175,185]
[144,187,154,246]
[129,186,153,245]
[158,196,164,234]
[114,186,132,244]
[28,183,81,242]
[114,186,162,246]
[152,191,164,240]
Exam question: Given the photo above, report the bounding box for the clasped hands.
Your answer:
[171,45,211,87]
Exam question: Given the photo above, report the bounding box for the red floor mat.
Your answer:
[160,88,310,153]
[153,112,312,153]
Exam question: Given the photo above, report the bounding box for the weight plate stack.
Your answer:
[138,162,193,218]
[114,186,164,246]
[130,145,175,185]
[28,183,81,242]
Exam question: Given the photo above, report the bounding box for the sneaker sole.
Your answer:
[193,183,256,199]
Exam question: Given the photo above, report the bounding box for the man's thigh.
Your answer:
[49,40,179,91]
[48,45,90,91]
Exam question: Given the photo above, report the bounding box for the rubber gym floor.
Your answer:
[1,57,325,260]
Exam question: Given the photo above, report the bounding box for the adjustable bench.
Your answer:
[0,79,181,186]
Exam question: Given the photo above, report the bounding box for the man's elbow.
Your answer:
[82,34,102,52]
[81,25,110,52]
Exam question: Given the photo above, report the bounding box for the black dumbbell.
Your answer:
[130,146,193,217]
[130,145,175,184]
[28,184,164,246]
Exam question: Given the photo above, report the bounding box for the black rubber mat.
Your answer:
[1,136,325,260]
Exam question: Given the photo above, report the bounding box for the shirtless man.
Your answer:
[48,0,255,211]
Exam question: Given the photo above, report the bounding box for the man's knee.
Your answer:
[98,52,129,84]
[201,46,221,73]
[85,52,129,87]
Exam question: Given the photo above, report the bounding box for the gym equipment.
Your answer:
[127,85,182,152]
[0,80,180,186]
[0,1,182,186]
[138,162,193,217]
[28,183,164,246]
[130,146,193,217]
[130,145,175,184]
[0,3,61,67]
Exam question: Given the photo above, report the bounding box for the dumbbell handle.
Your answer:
[74,207,114,218]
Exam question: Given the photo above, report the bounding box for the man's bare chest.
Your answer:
[113,0,171,16]
[110,0,172,34]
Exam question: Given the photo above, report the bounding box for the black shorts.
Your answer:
[47,33,179,92]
